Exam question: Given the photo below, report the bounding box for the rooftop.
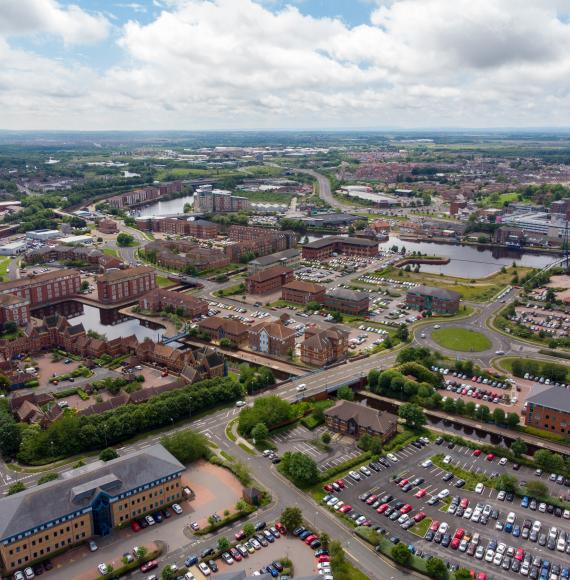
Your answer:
[325,400,397,434]
[304,236,378,249]
[0,269,80,292]
[250,248,300,267]
[282,279,325,293]
[408,285,461,301]
[527,385,570,414]
[97,265,155,283]
[325,287,368,302]
[248,266,292,283]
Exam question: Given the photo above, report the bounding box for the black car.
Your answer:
[442,472,454,482]
[384,507,395,517]
[380,494,393,503]
[255,521,267,531]
[402,483,413,492]
[293,527,305,536]
[389,536,400,544]
[272,561,284,573]
[447,442,455,449]
[425,530,435,542]
[435,437,444,445]
[480,514,489,526]
[505,492,514,502]
[441,534,451,547]
[434,532,443,544]
[546,504,554,514]
[369,462,380,472]
[201,547,215,559]
[393,500,405,510]
[454,479,466,488]
[271,457,281,464]
[412,441,423,449]
[310,539,321,549]
[513,463,521,471]
[512,559,521,573]
[208,560,218,573]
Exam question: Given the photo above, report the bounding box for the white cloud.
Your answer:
[0,0,110,45]
[2,0,570,128]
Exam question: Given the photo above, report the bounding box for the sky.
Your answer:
[2,0,570,131]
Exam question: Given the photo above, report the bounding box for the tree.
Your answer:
[492,407,505,425]
[525,480,548,499]
[506,412,520,428]
[117,232,135,246]
[370,436,383,455]
[319,532,330,550]
[217,537,230,552]
[134,546,147,560]
[281,452,318,486]
[7,482,26,495]
[391,543,412,566]
[358,432,372,451]
[280,506,303,531]
[2,320,18,335]
[337,385,354,401]
[37,472,59,485]
[321,432,331,445]
[161,565,176,580]
[80,280,90,293]
[99,447,119,462]
[243,522,255,537]
[426,557,449,580]
[251,422,269,443]
[161,430,210,464]
[496,473,518,493]
[511,438,528,458]
[454,569,472,580]
[399,403,426,429]
[443,398,456,413]
[396,324,410,342]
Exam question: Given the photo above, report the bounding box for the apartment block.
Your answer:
[97,266,156,305]
[228,226,297,253]
[139,288,208,318]
[247,249,301,275]
[107,181,182,209]
[193,186,251,213]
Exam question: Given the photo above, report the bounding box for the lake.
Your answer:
[134,194,195,217]
[32,301,165,342]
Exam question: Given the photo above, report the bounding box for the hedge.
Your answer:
[319,451,372,482]
[97,548,162,579]
[194,506,256,536]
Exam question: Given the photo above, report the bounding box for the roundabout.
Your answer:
[431,326,493,352]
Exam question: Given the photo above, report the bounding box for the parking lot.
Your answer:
[319,439,570,580]
[270,425,362,472]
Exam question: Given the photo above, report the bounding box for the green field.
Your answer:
[495,356,570,382]
[432,327,492,352]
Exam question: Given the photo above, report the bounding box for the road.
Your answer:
[292,168,348,209]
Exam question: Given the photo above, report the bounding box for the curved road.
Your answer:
[292,168,349,209]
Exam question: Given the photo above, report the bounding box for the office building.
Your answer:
[406,285,460,314]
[302,236,378,261]
[323,288,369,315]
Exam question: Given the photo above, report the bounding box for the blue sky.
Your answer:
[1,0,570,130]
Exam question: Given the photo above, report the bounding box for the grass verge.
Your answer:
[410,517,432,538]
[431,327,492,352]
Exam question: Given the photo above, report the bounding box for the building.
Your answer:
[0,293,30,326]
[281,280,325,305]
[135,217,219,239]
[301,236,378,261]
[299,213,361,229]
[143,240,229,272]
[193,186,251,213]
[56,235,94,246]
[525,385,570,435]
[107,181,183,209]
[247,249,301,275]
[25,245,124,272]
[97,219,118,234]
[246,266,294,295]
[26,229,61,241]
[97,266,156,305]
[198,316,249,345]
[300,327,349,366]
[406,285,460,314]
[248,321,296,358]
[0,241,26,256]
[323,288,369,315]
[139,288,208,318]
[0,445,184,573]
[228,225,297,253]
[324,400,397,441]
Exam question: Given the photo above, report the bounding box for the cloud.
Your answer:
[0,0,110,45]
[2,0,570,129]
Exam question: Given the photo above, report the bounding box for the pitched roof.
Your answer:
[325,287,368,302]
[0,444,184,541]
[247,266,292,283]
[0,269,80,292]
[97,265,154,283]
[303,235,377,249]
[249,321,296,340]
[526,385,570,414]
[250,248,300,267]
[408,285,461,301]
[325,400,397,435]
[303,327,349,352]
[282,280,325,294]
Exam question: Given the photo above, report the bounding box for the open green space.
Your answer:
[214,283,246,298]
[0,256,11,280]
[102,247,119,257]
[432,327,492,352]
[411,517,432,538]
[495,356,570,382]
[156,275,172,288]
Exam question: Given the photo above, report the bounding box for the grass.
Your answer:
[220,451,236,462]
[496,356,570,382]
[102,247,119,257]
[411,517,432,538]
[214,283,246,298]
[334,561,369,580]
[156,275,172,288]
[225,418,238,442]
[238,442,256,455]
[0,256,11,280]
[432,327,492,352]
[438,496,452,512]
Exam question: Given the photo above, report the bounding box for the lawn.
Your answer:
[102,247,119,257]
[156,275,172,288]
[0,256,11,281]
[214,283,246,298]
[495,356,570,382]
[411,517,432,538]
[432,327,492,352]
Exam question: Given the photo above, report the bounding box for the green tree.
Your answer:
[281,452,318,486]
[319,532,330,550]
[454,569,472,580]
[217,537,230,552]
[161,430,210,464]
[358,432,372,451]
[134,546,147,560]
[391,543,412,566]
[511,438,527,457]
[370,436,383,455]
[2,320,18,335]
[251,422,269,443]
[396,324,409,342]
[399,403,426,429]
[337,385,354,401]
[117,232,135,246]
[534,449,553,471]
[525,480,548,499]
[161,565,176,580]
[496,473,518,493]
[426,557,449,580]
[506,412,520,428]
[280,506,303,531]
[492,407,505,425]
[99,447,119,462]
[37,472,59,485]
[243,522,255,538]
[80,280,90,293]
[443,398,456,413]
[321,432,331,445]
[7,482,26,495]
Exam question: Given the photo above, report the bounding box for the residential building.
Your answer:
[0,294,30,327]
[97,266,156,305]
[248,321,295,358]
[301,236,378,260]
[525,385,570,435]
[228,225,297,253]
[0,445,184,573]
[97,219,118,234]
[323,288,369,315]
[193,186,251,213]
[197,316,249,345]
[246,266,294,295]
[281,280,325,305]
[135,217,219,239]
[107,181,183,209]
[247,249,301,275]
[324,400,397,441]
[25,245,124,272]
[406,285,460,314]
[139,288,208,318]
[300,326,349,366]
[143,240,229,272]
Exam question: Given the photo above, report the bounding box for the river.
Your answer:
[32,301,165,341]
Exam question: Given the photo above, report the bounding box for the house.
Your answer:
[281,280,325,305]
[323,288,369,315]
[300,327,349,366]
[406,285,460,314]
[324,400,397,441]
[248,321,296,358]
[197,317,249,345]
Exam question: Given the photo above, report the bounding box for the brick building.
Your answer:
[247,266,294,295]
[300,326,349,366]
[228,225,297,253]
[248,321,296,358]
[323,288,369,315]
[247,249,301,275]
[324,400,397,441]
[97,266,156,305]
[143,240,229,272]
[197,316,249,345]
[281,280,325,305]
[139,288,208,318]
[0,294,30,327]
[135,217,219,239]
[0,445,184,574]
[525,385,570,435]
[406,285,460,314]
[26,245,124,272]
[301,236,378,261]
[193,187,251,213]
[108,181,182,209]
[97,218,118,234]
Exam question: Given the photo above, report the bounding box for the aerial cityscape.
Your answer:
[1,2,570,580]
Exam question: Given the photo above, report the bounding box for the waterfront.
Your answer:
[134,194,195,217]
[32,301,165,341]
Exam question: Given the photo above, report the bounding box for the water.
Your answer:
[135,194,195,217]
[32,301,165,341]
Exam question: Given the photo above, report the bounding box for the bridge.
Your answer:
[161,326,191,345]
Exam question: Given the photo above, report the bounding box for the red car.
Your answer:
[318,555,331,563]
[275,522,287,535]
[305,534,317,545]
[454,528,465,539]
[460,498,469,508]
[339,504,352,513]
[140,560,158,573]
[376,503,389,514]
[486,453,495,461]
[413,512,426,522]
[234,530,246,541]
[130,520,141,532]
[366,495,378,505]
[400,504,412,514]
[473,449,481,457]
[323,484,333,492]
[336,479,345,488]
[450,538,460,550]
[477,574,487,580]
[415,489,427,498]
[429,520,440,532]
[399,479,409,488]
[515,548,525,561]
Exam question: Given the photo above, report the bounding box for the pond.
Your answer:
[32,301,165,342]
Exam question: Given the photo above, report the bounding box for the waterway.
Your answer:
[134,194,195,217]
[32,301,165,342]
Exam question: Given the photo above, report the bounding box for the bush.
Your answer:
[99,448,119,462]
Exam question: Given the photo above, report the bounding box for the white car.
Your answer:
[97,564,109,576]
[557,537,566,552]
[235,400,247,407]
[360,466,371,477]
[296,384,306,391]
[463,507,473,519]
[532,520,542,533]
[171,503,183,514]
[506,511,516,524]
[475,483,484,494]
[421,459,433,468]
[334,500,344,511]
[493,552,503,566]
[349,470,361,481]
[485,549,495,563]
[145,515,155,526]
[521,561,530,576]
[496,542,507,555]
[438,489,450,499]
[475,545,485,559]
[434,325,441,329]
[443,455,452,465]
[89,540,98,552]
[438,522,449,534]
[387,453,398,462]
[198,562,212,576]
[497,491,506,501]
[499,457,508,466]
[327,497,339,507]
